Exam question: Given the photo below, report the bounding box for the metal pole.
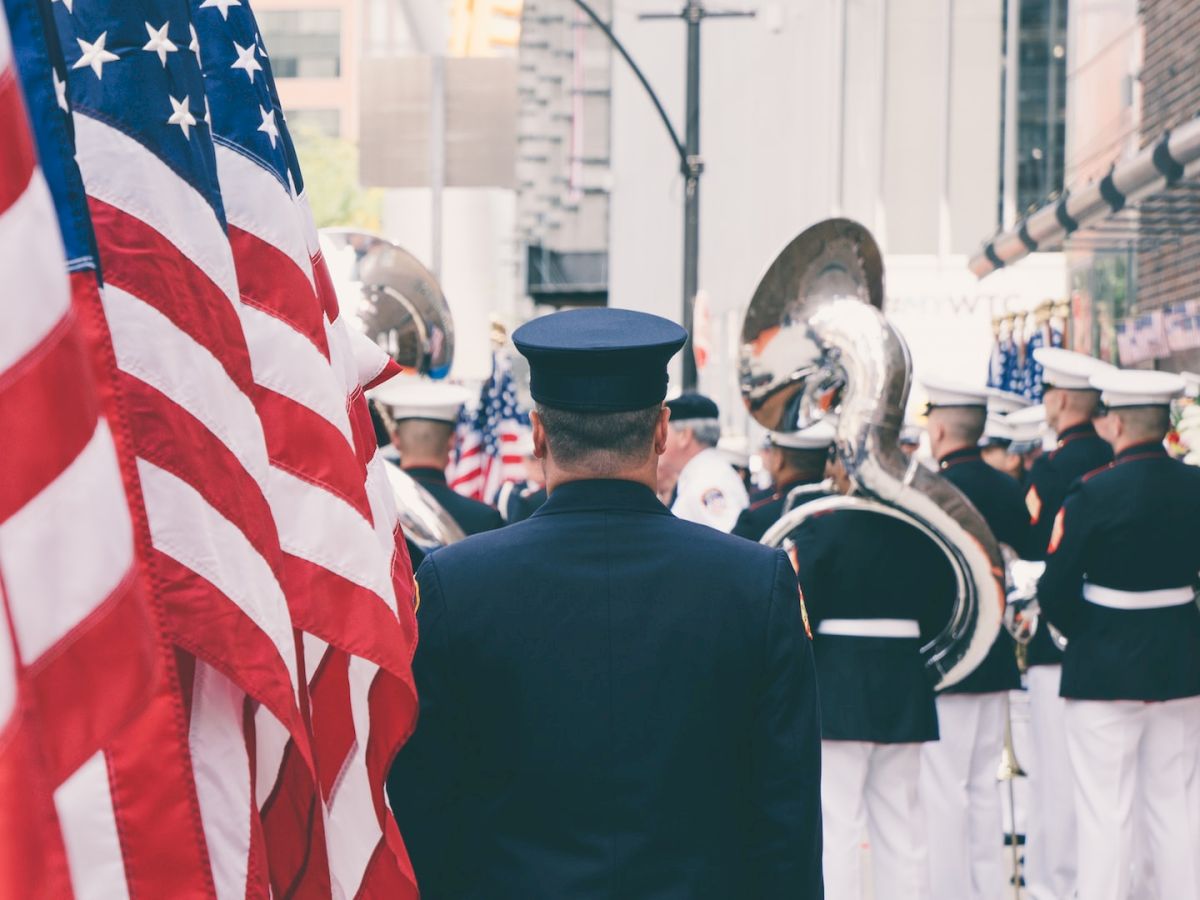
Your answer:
[1045,0,1060,200]
[682,0,703,389]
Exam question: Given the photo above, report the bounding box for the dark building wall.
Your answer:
[1136,0,1200,371]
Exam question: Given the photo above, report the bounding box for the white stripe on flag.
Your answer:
[213,145,314,290]
[239,304,353,443]
[72,114,240,307]
[0,612,15,730]
[138,459,298,696]
[253,705,291,810]
[54,751,133,900]
[325,656,383,898]
[264,466,396,609]
[104,286,271,491]
[1,420,134,662]
[189,663,252,900]
[0,171,70,372]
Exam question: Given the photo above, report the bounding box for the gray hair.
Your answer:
[670,417,721,447]
[535,403,662,474]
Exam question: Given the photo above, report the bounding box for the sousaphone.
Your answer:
[320,228,465,550]
[740,218,1005,688]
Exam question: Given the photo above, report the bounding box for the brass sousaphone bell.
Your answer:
[739,218,1006,689]
[320,229,466,550]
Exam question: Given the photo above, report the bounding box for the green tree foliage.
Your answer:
[291,126,383,231]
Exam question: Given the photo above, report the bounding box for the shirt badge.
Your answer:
[1025,485,1042,524]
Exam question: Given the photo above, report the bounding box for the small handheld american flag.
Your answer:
[448,351,532,504]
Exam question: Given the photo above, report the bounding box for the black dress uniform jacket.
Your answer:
[937,447,1029,694]
[1038,441,1200,701]
[405,466,504,535]
[498,480,548,524]
[790,508,954,743]
[1023,423,1113,666]
[388,479,824,900]
[730,478,826,543]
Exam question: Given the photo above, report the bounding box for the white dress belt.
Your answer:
[1082,583,1196,610]
[816,618,920,638]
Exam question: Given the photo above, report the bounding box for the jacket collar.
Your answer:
[404,465,447,486]
[938,446,982,469]
[1057,422,1098,445]
[1115,440,1169,464]
[532,478,669,518]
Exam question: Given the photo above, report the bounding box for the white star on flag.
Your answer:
[230,41,262,82]
[73,32,119,79]
[167,94,198,138]
[198,0,242,20]
[52,68,69,111]
[256,105,279,147]
[189,24,202,62]
[143,22,178,66]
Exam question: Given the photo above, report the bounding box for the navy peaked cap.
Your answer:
[513,308,687,412]
[666,393,719,422]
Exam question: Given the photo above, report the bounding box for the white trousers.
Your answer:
[821,740,930,900]
[920,692,1008,900]
[1025,665,1077,900]
[1064,696,1200,900]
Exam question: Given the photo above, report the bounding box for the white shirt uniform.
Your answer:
[670,447,749,532]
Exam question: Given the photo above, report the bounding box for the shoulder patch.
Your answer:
[700,487,727,515]
[1025,485,1042,524]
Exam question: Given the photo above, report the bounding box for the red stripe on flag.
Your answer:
[310,250,341,325]
[282,556,413,682]
[260,737,330,897]
[0,69,36,215]
[87,199,256,394]
[256,387,374,521]
[354,829,418,900]
[229,226,330,361]
[26,568,155,782]
[308,647,353,798]
[0,312,98,520]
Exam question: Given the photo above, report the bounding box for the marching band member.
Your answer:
[372,376,504,536]
[1039,369,1200,900]
[790,454,952,900]
[919,381,1031,900]
[1022,348,1115,900]
[659,393,749,531]
[731,422,834,542]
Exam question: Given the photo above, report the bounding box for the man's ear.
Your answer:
[530,410,548,460]
[653,406,670,455]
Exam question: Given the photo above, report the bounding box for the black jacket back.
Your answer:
[388,479,823,899]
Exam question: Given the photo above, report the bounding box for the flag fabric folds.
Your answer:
[1,0,418,894]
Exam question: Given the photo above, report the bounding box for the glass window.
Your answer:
[258,9,341,79]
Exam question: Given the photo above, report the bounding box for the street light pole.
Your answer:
[566,0,752,390]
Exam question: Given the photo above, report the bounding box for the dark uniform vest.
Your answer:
[937,447,1030,694]
[790,507,955,743]
[1023,423,1113,666]
[404,466,504,536]
[1038,442,1200,702]
[389,479,824,899]
[730,477,826,543]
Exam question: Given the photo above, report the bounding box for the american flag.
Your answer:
[448,351,531,503]
[3,0,418,895]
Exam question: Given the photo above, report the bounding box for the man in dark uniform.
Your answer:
[1039,369,1200,900]
[388,308,823,900]
[919,381,1031,900]
[731,422,834,542]
[496,433,548,524]
[789,454,953,899]
[371,376,504,537]
[1020,348,1114,900]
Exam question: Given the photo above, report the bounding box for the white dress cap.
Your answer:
[1004,404,1047,445]
[367,374,473,423]
[1032,347,1116,390]
[1089,369,1185,409]
[987,389,1033,416]
[921,377,989,409]
[770,420,836,450]
[983,414,1014,443]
